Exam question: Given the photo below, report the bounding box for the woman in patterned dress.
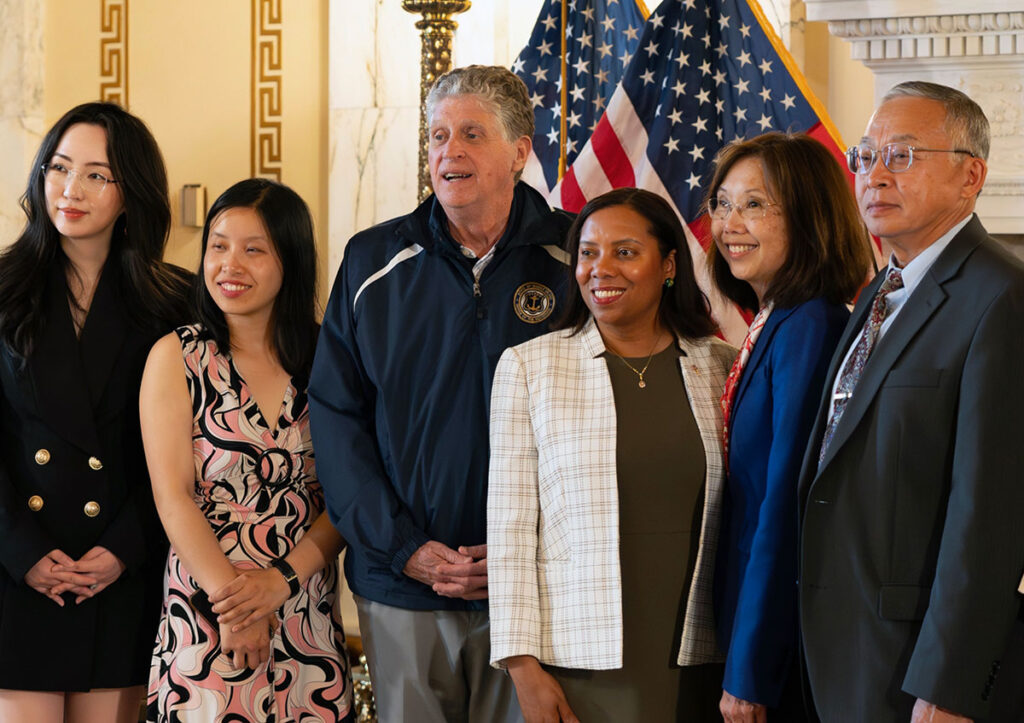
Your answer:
[142,178,353,721]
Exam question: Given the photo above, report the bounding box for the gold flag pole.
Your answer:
[401,1,472,203]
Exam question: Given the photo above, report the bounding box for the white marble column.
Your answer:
[806,0,1024,235]
[0,0,45,247]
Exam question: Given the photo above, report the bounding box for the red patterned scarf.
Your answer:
[720,304,773,467]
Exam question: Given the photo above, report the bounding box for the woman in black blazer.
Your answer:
[0,103,190,721]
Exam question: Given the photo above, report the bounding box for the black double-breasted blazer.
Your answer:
[0,260,183,690]
[797,216,1024,721]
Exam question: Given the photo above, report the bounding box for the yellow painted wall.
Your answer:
[824,32,876,146]
[131,1,250,271]
[785,2,875,148]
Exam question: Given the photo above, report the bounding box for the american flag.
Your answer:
[513,0,648,195]
[514,0,855,344]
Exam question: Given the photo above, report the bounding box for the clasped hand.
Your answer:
[219,616,278,670]
[209,563,291,633]
[403,541,489,600]
[26,547,126,605]
[720,690,767,723]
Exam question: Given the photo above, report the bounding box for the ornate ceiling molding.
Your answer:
[808,2,1024,233]
[828,12,1024,63]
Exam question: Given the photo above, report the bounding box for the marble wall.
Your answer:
[327,0,542,283]
[0,0,45,247]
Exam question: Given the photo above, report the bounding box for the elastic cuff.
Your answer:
[389,528,431,578]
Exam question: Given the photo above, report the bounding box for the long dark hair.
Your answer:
[706,132,873,311]
[0,102,190,358]
[195,178,319,379]
[555,187,717,341]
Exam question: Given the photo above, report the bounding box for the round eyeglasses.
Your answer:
[845,142,976,175]
[41,162,119,195]
[708,197,780,222]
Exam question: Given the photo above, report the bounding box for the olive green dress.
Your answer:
[545,344,723,721]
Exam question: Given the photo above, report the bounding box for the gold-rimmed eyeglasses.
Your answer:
[845,142,976,175]
[41,162,120,195]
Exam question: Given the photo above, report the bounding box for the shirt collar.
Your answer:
[886,213,973,296]
[428,186,522,257]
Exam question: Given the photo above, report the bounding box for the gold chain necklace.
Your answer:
[610,335,663,389]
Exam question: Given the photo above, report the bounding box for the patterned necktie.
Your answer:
[819,267,904,463]
[720,304,773,467]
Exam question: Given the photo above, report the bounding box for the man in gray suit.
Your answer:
[798,81,1024,722]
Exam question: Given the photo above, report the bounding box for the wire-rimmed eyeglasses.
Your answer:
[41,162,120,195]
[707,197,780,222]
[845,142,976,175]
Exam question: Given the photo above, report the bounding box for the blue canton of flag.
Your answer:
[621,0,819,221]
[513,0,648,194]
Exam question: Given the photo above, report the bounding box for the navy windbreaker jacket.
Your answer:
[309,183,573,610]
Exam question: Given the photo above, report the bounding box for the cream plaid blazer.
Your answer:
[487,318,735,670]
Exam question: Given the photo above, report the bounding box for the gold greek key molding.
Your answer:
[402,1,472,203]
[251,0,283,180]
[100,0,128,106]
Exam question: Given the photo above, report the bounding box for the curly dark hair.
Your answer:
[555,187,717,341]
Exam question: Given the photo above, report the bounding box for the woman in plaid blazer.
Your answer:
[487,188,735,722]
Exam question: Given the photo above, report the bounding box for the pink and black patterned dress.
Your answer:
[148,325,353,722]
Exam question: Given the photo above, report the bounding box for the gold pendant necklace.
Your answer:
[611,336,662,389]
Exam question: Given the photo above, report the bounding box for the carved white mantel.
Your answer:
[806,0,1024,235]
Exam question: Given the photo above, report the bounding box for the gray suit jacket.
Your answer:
[798,215,1024,721]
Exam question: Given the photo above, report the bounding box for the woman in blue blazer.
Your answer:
[706,133,874,722]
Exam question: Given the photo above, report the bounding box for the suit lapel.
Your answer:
[797,272,882,498]
[30,263,101,453]
[814,218,982,475]
[731,306,794,419]
[77,263,129,407]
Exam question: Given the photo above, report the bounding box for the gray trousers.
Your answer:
[354,595,522,723]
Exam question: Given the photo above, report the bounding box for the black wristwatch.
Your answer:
[271,557,300,597]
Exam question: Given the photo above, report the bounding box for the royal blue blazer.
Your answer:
[713,297,849,706]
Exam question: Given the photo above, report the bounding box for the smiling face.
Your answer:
[575,204,676,342]
[856,96,986,264]
[45,123,125,252]
[711,156,789,304]
[203,206,284,326]
[428,94,529,229]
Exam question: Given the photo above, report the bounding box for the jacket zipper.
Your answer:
[473,279,485,319]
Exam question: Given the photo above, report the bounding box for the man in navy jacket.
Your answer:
[309,65,572,723]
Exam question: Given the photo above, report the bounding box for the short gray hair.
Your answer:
[426,64,534,145]
[882,81,990,160]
